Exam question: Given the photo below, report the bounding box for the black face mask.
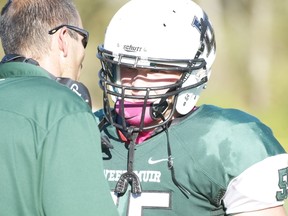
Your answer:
[0,54,92,108]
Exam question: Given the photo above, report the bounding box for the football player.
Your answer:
[95,0,288,215]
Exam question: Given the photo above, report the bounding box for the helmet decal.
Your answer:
[123,45,143,53]
[193,13,216,58]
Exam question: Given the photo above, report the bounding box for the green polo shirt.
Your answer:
[0,62,118,216]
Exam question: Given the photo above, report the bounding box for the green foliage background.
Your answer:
[0,0,287,151]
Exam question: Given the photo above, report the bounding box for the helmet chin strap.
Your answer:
[115,129,142,196]
[114,98,173,196]
[113,99,170,196]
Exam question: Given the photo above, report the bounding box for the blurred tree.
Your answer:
[248,0,273,109]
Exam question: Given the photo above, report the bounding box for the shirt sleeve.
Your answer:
[41,112,118,216]
[223,154,288,215]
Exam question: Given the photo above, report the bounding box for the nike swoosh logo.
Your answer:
[148,157,173,165]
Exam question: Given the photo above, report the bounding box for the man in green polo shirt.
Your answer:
[0,0,118,215]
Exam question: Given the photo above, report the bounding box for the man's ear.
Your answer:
[57,28,69,58]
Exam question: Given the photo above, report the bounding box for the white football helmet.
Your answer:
[98,0,216,132]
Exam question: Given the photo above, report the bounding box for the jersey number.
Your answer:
[276,167,288,201]
[112,191,171,216]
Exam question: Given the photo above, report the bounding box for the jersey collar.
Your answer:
[0,62,54,79]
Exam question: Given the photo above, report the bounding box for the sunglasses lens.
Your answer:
[48,24,88,49]
[82,38,87,48]
[75,29,88,49]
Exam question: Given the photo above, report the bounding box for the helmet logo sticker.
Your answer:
[192,13,216,57]
[192,16,202,33]
[123,45,143,52]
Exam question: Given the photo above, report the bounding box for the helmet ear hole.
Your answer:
[176,68,211,115]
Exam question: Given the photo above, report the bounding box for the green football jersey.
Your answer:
[95,105,287,216]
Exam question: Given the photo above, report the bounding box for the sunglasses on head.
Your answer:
[48,24,89,49]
